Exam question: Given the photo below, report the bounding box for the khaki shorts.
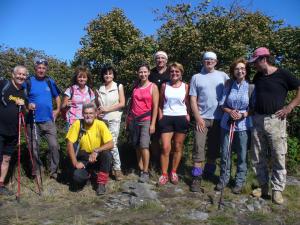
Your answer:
[192,119,221,162]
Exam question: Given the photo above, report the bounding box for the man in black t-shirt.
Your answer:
[149,51,170,169]
[149,51,170,89]
[0,65,27,195]
[249,47,300,205]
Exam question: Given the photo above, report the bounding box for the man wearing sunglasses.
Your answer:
[25,58,61,181]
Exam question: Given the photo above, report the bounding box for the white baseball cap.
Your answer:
[203,51,217,60]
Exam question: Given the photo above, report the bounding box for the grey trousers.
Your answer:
[27,121,60,175]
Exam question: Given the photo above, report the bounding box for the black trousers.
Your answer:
[73,150,112,184]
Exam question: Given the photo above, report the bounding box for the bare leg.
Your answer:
[140,148,150,172]
[172,133,186,172]
[136,149,143,171]
[0,155,11,183]
[160,132,173,174]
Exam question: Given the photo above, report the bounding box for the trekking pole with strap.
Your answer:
[16,106,22,202]
[31,110,43,190]
[20,110,42,195]
[218,120,235,209]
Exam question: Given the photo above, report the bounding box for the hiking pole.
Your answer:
[20,110,42,195]
[218,120,235,210]
[16,106,22,202]
[31,110,43,191]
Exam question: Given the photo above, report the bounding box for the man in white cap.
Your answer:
[189,51,229,192]
[250,47,300,204]
[149,51,170,169]
[149,51,169,89]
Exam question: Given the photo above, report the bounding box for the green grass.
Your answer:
[209,214,237,225]
[248,211,272,223]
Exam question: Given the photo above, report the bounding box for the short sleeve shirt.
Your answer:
[0,80,26,136]
[66,119,113,154]
[189,69,229,119]
[23,75,60,122]
[149,67,170,90]
[253,68,300,114]
[64,85,95,125]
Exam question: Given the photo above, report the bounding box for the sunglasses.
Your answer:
[35,59,48,66]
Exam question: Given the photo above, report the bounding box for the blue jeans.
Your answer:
[219,128,250,187]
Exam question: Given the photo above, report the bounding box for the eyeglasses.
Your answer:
[35,59,48,66]
[234,67,246,71]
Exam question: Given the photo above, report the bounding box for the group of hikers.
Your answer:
[0,47,300,205]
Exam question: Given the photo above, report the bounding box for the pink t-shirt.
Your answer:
[64,85,95,125]
[131,82,153,121]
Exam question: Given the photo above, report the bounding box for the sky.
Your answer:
[1,0,299,63]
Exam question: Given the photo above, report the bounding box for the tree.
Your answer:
[0,45,72,91]
[75,8,157,91]
[155,1,286,80]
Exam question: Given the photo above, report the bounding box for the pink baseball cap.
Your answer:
[249,47,270,63]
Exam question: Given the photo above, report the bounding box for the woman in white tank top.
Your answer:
[157,62,190,186]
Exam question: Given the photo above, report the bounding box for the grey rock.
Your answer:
[174,187,184,194]
[253,200,262,210]
[121,181,157,200]
[246,204,255,212]
[239,196,248,204]
[91,210,106,217]
[186,210,209,221]
[42,220,55,225]
[286,176,300,186]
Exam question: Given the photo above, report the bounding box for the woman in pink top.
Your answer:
[61,66,95,129]
[127,63,159,183]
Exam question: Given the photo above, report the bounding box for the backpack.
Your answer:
[61,85,93,121]
[25,75,59,97]
[1,79,11,106]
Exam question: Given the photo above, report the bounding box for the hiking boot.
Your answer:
[50,172,58,180]
[158,175,169,186]
[0,186,14,196]
[252,184,269,198]
[215,183,224,191]
[190,176,202,192]
[138,172,150,183]
[232,185,243,194]
[272,191,284,205]
[113,170,124,181]
[170,172,179,185]
[96,184,106,195]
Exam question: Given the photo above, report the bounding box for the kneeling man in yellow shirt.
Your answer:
[66,103,113,195]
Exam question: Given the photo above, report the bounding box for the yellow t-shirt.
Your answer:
[66,119,113,153]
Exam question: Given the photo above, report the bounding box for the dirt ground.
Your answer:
[1,171,300,225]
